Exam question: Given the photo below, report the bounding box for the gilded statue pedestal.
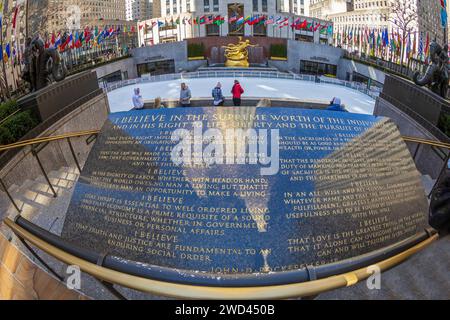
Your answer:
[223,37,257,68]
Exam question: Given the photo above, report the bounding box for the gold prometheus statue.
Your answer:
[223,37,258,68]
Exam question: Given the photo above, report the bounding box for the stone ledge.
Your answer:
[0,233,90,300]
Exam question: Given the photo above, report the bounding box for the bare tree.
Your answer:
[388,0,418,65]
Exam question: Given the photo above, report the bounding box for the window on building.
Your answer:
[253,0,258,12]
[262,0,268,12]
[137,59,176,77]
[204,0,210,12]
[300,60,337,76]
[253,23,267,36]
[206,24,220,36]
[295,33,314,42]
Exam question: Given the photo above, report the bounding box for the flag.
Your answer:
[440,0,448,28]
[12,5,19,30]
[265,16,274,25]
[291,17,300,29]
[406,32,412,58]
[214,15,225,25]
[424,32,430,57]
[5,43,10,59]
[314,22,321,32]
[229,14,238,23]
[418,32,424,60]
[297,19,308,30]
[278,17,289,28]
[60,33,73,51]
[54,33,62,49]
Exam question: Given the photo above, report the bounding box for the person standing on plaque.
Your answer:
[132,88,144,110]
[231,80,244,106]
[179,83,192,107]
[212,82,225,106]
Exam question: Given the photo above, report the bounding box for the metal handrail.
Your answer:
[0,130,449,153]
[402,136,450,150]
[2,217,439,299]
[0,130,100,152]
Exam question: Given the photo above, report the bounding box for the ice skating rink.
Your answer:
[107,77,376,115]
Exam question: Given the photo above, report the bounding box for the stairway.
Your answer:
[0,166,80,237]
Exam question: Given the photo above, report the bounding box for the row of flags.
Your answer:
[43,25,133,52]
[336,26,434,62]
[0,24,132,65]
[140,14,333,35]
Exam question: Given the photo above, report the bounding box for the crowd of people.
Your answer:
[132,80,347,112]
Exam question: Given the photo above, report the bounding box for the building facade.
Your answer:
[32,0,127,33]
[309,0,348,20]
[126,0,154,21]
[138,0,331,45]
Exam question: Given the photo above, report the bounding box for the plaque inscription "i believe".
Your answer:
[61,107,429,274]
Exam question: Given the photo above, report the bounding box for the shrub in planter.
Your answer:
[0,100,19,122]
[0,110,40,145]
[188,43,205,58]
[270,44,287,58]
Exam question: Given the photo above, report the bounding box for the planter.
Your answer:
[270,56,287,61]
[188,56,205,61]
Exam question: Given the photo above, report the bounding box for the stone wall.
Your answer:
[94,58,138,80]
[130,39,346,75]
[256,40,345,74]
[337,58,387,84]
[0,94,110,191]
[132,41,190,72]
[0,233,89,300]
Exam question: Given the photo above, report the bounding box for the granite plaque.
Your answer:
[61,107,429,275]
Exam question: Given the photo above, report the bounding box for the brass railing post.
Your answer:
[32,150,57,198]
[17,236,64,282]
[0,178,21,213]
[413,142,421,160]
[67,137,82,173]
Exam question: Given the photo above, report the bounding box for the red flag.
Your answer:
[314,22,321,32]
[12,6,19,29]
[299,20,308,30]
